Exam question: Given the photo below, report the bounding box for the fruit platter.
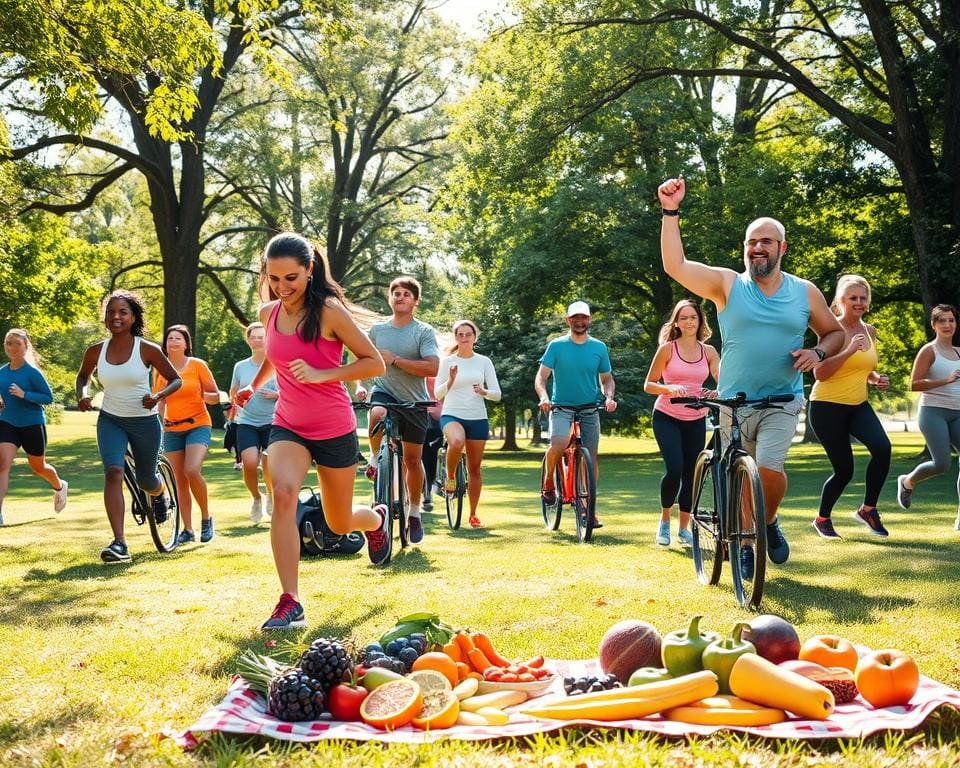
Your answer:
[177,612,960,747]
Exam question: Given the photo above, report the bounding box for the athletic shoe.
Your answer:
[896,475,913,510]
[540,487,557,506]
[250,497,263,524]
[854,507,889,537]
[677,528,693,547]
[366,504,390,565]
[261,592,306,631]
[151,493,169,525]
[200,517,215,543]
[954,512,960,532]
[233,460,243,471]
[364,464,377,481]
[265,494,273,518]
[656,520,670,547]
[444,477,457,494]
[54,480,69,513]
[739,545,755,580]
[591,517,603,529]
[408,516,424,544]
[469,514,482,528]
[0,510,4,526]
[811,516,841,539]
[766,520,790,564]
[100,540,131,563]
[176,529,196,545]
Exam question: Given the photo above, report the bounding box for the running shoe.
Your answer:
[408,516,424,544]
[261,592,306,631]
[469,514,482,528]
[739,544,755,580]
[656,520,670,547]
[365,504,390,565]
[54,480,69,513]
[0,510,4,526]
[100,540,131,563]
[811,516,841,539]
[896,474,913,510]
[677,528,693,547]
[176,529,196,545]
[854,506,889,537]
[200,517,215,542]
[422,494,433,513]
[250,497,263,524]
[540,487,557,506]
[364,464,377,481]
[766,519,790,564]
[151,493,169,525]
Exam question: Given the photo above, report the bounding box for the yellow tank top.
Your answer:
[810,340,877,405]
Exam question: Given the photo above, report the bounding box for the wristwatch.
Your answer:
[813,347,827,362]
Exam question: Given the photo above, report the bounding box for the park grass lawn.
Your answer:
[1,411,959,766]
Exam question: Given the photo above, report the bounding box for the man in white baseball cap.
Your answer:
[534,300,617,527]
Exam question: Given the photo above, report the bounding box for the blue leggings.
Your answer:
[652,410,706,511]
[908,405,960,500]
[809,400,890,517]
[96,411,162,493]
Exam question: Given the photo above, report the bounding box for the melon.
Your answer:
[598,620,663,684]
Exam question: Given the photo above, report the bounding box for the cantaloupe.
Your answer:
[598,620,663,684]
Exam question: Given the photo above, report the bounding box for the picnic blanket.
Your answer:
[176,658,960,747]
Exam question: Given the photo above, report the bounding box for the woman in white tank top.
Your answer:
[76,290,182,563]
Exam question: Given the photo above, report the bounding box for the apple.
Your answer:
[855,649,920,708]
[798,634,859,671]
[327,683,368,721]
[743,614,800,664]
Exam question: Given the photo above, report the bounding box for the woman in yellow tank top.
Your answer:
[809,275,891,539]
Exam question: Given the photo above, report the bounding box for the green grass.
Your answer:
[1,411,959,766]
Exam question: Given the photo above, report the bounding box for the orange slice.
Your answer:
[359,679,423,730]
[411,689,459,730]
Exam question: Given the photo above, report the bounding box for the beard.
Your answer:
[748,252,780,279]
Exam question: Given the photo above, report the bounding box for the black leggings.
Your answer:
[421,418,442,490]
[652,409,706,512]
[809,400,891,517]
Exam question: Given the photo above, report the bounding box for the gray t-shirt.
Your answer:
[230,357,278,426]
[369,318,439,403]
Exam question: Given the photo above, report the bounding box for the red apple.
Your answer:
[798,634,859,671]
[327,683,368,721]
[854,649,920,708]
[743,614,800,664]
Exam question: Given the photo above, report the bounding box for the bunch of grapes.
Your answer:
[361,632,428,673]
[562,673,622,696]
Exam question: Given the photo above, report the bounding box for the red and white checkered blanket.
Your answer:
[176,659,960,747]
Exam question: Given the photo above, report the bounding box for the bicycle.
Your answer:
[436,439,468,529]
[539,404,603,543]
[122,449,181,553]
[353,399,435,564]
[672,391,793,609]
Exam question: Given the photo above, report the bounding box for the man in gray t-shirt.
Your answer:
[356,276,439,544]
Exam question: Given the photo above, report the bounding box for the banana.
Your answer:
[453,678,480,700]
[455,711,490,726]
[474,707,509,725]
[460,689,527,712]
[663,695,787,726]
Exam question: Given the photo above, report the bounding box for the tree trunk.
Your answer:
[499,403,519,450]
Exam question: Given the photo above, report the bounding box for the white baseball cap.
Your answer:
[566,301,591,318]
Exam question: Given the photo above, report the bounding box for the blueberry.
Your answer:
[385,640,402,656]
[365,642,384,654]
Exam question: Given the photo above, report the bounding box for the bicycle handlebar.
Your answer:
[670,391,794,411]
[352,400,437,411]
[549,403,606,414]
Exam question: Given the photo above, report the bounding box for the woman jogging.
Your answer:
[643,300,719,547]
[235,232,386,630]
[0,329,68,525]
[435,320,501,528]
[897,303,960,530]
[809,275,891,538]
[76,290,182,563]
[154,325,221,545]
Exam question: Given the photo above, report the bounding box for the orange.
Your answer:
[455,661,472,681]
[411,651,459,686]
[359,679,423,730]
[411,689,459,730]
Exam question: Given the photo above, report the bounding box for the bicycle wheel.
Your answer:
[728,453,767,610]
[148,455,181,553]
[690,449,723,586]
[374,447,394,565]
[122,455,148,527]
[394,449,408,548]
[539,456,562,530]
[445,453,464,530]
[573,447,596,543]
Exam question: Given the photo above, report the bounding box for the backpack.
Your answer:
[296,487,364,557]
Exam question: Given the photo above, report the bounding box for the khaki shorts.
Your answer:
[718,396,803,473]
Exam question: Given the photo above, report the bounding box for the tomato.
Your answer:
[523,655,545,669]
[499,672,519,683]
[532,668,551,680]
[854,649,920,708]
[327,683,368,721]
[484,669,504,682]
[517,673,536,683]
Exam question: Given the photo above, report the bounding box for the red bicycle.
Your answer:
[539,404,603,542]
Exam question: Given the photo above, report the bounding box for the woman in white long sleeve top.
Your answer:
[435,320,501,528]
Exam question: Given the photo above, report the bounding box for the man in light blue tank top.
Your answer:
[658,177,844,568]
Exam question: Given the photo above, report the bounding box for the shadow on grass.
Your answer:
[763,576,915,624]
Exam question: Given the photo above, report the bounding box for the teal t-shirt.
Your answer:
[230,358,278,426]
[540,335,612,406]
[0,362,53,427]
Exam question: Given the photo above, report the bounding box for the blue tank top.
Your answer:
[717,271,809,399]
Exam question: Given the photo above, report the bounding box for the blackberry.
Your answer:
[299,637,352,691]
[267,669,326,721]
[563,673,622,696]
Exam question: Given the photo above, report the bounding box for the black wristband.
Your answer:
[813,347,827,362]
[661,208,680,217]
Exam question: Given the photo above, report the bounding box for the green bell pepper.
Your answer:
[701,621,756,694]
[661,615,721,677]
[627,667,673,687]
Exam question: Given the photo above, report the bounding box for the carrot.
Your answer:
[453,632,477,658]
[442,641,463,663]
[455,661,472,681]
[470,632,512,668]
[466,647,494,674]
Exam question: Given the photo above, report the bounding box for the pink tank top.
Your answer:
[265,302,356,440]
[653,342,710,421]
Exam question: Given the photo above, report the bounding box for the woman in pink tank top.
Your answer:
[235,233,385,631]
[643,300,719,548]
